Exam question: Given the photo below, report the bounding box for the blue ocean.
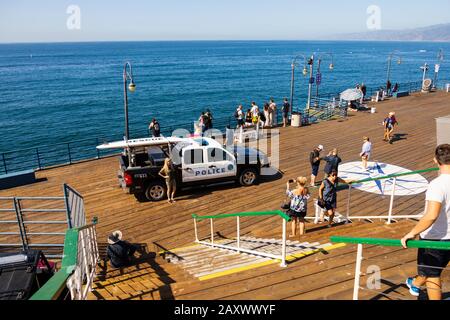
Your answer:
[0,41,449,155]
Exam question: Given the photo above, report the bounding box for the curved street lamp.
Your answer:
[123,61,136,141]
[289,54,308,114]
[386,51,402,87]
[315,52,334,102]
[433,49,445,89]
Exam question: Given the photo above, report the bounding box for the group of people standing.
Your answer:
[285,139,374,238]
[235,98,291,129]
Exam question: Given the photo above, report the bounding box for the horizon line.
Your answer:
[1,39,449,45]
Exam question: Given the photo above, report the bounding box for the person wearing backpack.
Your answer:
[286,177,311,237]
[149,118,161,137]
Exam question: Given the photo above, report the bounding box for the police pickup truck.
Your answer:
[97,136,270,201]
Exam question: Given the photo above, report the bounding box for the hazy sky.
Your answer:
[1,0,449,42]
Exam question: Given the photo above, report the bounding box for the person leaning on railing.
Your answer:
[401,144,450,300]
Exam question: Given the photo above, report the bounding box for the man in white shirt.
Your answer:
[235,105,244,128]
[401,144,450,300]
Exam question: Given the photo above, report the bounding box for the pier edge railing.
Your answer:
[330,236,450,300]
[192,210,291,267]
[1,80,448,175]
[344,167,439,223]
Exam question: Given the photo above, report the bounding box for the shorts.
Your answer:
[324,200,336,211]
[417,240,450,278]
[237,119,244,126]
[311,164,320,177]
[166,178,176,190]
[287,209,307,219]
[361,153,370,161]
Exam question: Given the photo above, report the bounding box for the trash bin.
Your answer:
[291,112,302,127]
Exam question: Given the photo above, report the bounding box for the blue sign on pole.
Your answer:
[316,73,322,85]
[309,76,315,84]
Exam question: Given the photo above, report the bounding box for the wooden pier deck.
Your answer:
[1,91,449,300]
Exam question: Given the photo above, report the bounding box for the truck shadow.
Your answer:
[173,170,284,202]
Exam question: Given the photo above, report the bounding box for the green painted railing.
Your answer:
[331,236,450,250]
[30,228,79,300]
[30,218,98,300]
[192,210,291,222]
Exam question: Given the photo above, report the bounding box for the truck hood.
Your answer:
[231,146,269,166]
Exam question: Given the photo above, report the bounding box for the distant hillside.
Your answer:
[327,23,450,42]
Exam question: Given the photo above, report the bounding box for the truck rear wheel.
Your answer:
[239,168,259,186]
[145,181,167,202]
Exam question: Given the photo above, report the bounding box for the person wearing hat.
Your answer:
[310,145,324,187]
[106,230,136,268]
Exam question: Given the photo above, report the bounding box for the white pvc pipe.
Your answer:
[281,218,287,267]
[237,216,240,252]
[387,177,397,225]
[210,219,214,245]
[353,243,363,300]
[346,184,352,221]
[194,218,199,242]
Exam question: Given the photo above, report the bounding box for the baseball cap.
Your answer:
[318,145,324,151]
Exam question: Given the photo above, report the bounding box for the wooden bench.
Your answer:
[393,91,409,98]
[0,169,36,190]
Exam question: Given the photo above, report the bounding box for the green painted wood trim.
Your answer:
[192,210,291,222]
[30,229,79,300]
[330,236,450,250]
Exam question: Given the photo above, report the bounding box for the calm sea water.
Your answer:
[0,41,449,153]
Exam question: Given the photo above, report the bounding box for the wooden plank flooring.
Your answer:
[1,91,449,300]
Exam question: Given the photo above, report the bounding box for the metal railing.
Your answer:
[330,236,450,300]
[1,79,448,176]
[344,167,438,223]
[0,184,86,258]
[192,210,291,267]
[30,219,99,300]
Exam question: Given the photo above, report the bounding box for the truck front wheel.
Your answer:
[145,181,167,202]
[239,168,259,186]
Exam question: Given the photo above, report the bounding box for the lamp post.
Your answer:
[420,63,430,87]
[306,55,315,111]
[386,51,402,88]
[315,52,334,103]
[433,49,444,89]
[289,54,308,114]
[123,61,136,141]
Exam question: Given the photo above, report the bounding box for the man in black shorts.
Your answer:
[401,144,450,300]
[310,145,323,187]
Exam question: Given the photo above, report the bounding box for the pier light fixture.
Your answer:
[290,54,308,114]
[386,51,402,86]
[314,52,334,102]
[123,61,136,141]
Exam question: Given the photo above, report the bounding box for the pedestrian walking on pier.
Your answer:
[383,112,398,144]
[360,137,372,171]
[235,105,244,129]
[401,144,450,300]
[269,99,277,127]
[310,145,324,187]
[263,103,271,128]
[282,98,290,128]
[149,118,161,137]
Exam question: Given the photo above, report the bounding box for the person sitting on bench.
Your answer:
[106,230,136,268]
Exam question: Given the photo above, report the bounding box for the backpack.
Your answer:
[234,110,239,119]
